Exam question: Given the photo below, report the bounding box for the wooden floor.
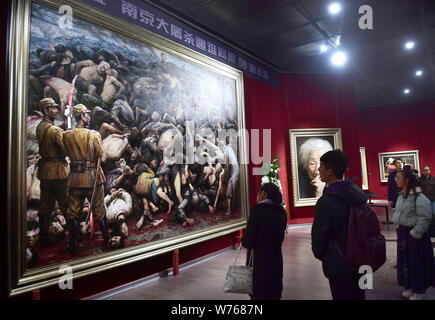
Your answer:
[89,206,435,300]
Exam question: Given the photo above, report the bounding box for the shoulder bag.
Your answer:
[223,244,253,295]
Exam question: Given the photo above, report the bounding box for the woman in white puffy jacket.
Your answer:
[393,166,435,300]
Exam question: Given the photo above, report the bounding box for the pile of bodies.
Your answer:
[25,44,240,262]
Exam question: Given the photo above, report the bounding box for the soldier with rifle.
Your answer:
[63,104,110,253]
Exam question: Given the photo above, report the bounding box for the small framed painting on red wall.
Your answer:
[378,150,420,183]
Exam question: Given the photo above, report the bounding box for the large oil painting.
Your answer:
[289,128,343,207]
[7,0,248,295]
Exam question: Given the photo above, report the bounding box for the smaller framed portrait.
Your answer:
[289,128,343,207]
[378,150,420,183]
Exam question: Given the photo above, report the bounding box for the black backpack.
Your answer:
[331,194,387,273]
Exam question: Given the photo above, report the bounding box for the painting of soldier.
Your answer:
[290,129,343,207]
[24,3,244,269]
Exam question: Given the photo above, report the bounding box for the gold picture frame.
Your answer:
[378,150,420,183]
[289,128,343,207]
[360,147,369,190]
[7,0,249,296]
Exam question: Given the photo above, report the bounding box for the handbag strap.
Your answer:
[233,243,253,267]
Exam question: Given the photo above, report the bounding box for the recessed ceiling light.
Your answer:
[415,70,423,76]
[405,41,415,49]
[331,51,347,66]
[329,3,341,14]
[404,88,410,94]
[320,44,328,52]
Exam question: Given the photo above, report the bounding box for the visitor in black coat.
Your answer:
[311,149,368,300]
[241,183,288,300]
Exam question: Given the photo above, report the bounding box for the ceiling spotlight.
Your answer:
[331,51,347,66]
[403,89,410,94]
[405,41,415,49]
[415,70,423,76]
[320,44,328,52]
[329,3,341,14]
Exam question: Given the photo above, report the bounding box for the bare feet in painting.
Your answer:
[150,203,159,213]
[136,215,145,230]
[151,219,163,227]
[224,210,232,217]
[167,200,173,214]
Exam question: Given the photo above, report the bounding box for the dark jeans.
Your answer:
[329,275,366,300]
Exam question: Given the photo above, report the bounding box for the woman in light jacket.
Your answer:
[393,166,435,300]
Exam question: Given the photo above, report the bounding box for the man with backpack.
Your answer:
[311,149,386,300]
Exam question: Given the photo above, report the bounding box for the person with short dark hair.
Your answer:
[388,158,404,209]
[419,165,435,213]
[393,166,435,300]
[242,183,287,300]
[311,149,368,300]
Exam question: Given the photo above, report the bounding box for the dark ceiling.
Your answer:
[144,0,435,109]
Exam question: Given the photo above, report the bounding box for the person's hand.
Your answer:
[109,236,122,249]
[388,201,393,208]
[311,175,323,197]
[409,230,423,240]
[208,206,215,214]
[124,166,133,175]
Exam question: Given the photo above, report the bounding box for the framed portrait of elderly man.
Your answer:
[289,128,343,207]
[378,150,420,183]
[7,0,249,295]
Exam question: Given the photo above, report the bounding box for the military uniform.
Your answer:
[36,98,69,246]
[36,117,69,214]
[63,123,106,222]
[62,104,110,253]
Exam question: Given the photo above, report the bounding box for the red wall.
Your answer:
[245,73,363,220]
[244,75,290,217]
[283,73,362,219]
[358,99,435,199]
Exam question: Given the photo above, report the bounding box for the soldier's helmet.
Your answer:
[72,104,91,117]
[39,97,60,111]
